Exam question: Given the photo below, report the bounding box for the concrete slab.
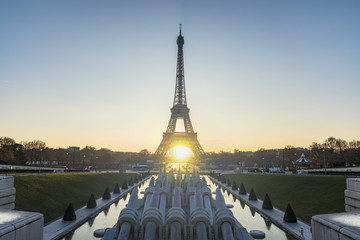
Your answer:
[209,176,312,240]
[0,187,16,198]
[345,205,359,212]
[345,197,360,208]
[0,203,15,210]
[43,176,150,240]
[311,220,341,240]
[345,189,360,200]
[341,226,360,240]
[312,211,360,240]
[0,196,15,206]
[347,178,360,192]
[0,224,15,238]
[0,176,14,190]
[0,228,15,240]
[0,209,43,240]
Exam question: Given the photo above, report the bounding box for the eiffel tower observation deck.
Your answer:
[155,25,206,163]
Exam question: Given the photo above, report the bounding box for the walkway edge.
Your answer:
[43,176,150,240]
[209,176,312,240]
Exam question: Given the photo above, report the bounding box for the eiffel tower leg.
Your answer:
[183,114,194,133]
[166,116,177,133]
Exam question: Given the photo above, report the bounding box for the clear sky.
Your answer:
[1,1,359,152]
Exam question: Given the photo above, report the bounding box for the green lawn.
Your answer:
[222,174,347,223]
[14,172,136,223]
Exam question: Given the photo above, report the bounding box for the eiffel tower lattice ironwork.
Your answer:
[155,26,206,162]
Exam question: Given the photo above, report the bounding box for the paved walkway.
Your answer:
[209,176,312,240]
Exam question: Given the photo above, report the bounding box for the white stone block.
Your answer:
[345,204,360,212]
[345,197,360,209]
[0,187,16,198]
[0,209,43,240]
[344,189,360,201]
[0,224,15,239]
[311,220,340,239]
[0,203,15,210]
[15,218,43,240]
[0,196,15,206]
[339,234,354,240]
[312,211,360,240]
[0,176,14,190]
[341,226,360,240]
[347,178,360,192]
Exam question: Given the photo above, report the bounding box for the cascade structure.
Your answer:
[97,170,250,240]
[155,26,205,163]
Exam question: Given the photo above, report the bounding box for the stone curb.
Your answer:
[43,176,151,240]
[209,176,312,240]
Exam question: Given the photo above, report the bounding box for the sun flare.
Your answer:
[172,146,193,160]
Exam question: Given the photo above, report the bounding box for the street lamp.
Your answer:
[323,149,327,175]
[39,148,43,173]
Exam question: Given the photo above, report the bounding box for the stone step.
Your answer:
[0,176,14,190]
[0,202,15,210]
[345,197,360,209]
[0,187,16,198]
[347,178,360,192]
[345,204,360,212]
[0,195,15,206]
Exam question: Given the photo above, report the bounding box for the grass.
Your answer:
[13,172,348,225]
[223,174,347,224]
[14,172,136,224]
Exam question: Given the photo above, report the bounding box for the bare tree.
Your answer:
[80,146,96,168]
[21,140,46,165]
[326,137,349,166]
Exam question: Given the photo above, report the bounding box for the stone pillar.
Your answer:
[345,178,360,212]
[311,178,360,239]
[0,176,44,240]
[0,176,16,210]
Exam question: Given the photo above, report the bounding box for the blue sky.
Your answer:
[1,1,359,152]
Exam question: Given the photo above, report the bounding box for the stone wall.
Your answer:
[0,209,43,240]
[311,177,360,239]
[0,176,15,210]
[345,178,360,212]
[0,175,44,240]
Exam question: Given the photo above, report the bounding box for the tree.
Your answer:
[138,149,151,164]
[0,137,16,163]
[348,140,360,165]
[21,140,46,165]
[97,153,117,169]
[283,146,297,169]
[309,142,324,167]
[54,148,68,166]
[12,144,26,164]
[326,137,349,166]
[0,137,16,146]
[0,137,27,164]
[80,146,96,168]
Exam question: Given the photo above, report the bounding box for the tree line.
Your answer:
[1,136,359,170]
[207,137,360,170]
[0,137,151,170]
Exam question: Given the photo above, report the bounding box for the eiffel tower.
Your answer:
[155,26,206,163]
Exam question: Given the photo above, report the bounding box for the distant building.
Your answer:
[67,147,80,152]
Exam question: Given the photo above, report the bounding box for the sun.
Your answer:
[172,146,193,160]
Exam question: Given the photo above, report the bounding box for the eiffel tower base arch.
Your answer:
[155,132,205,165]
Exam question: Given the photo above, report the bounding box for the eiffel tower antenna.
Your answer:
[155,26,206,164]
